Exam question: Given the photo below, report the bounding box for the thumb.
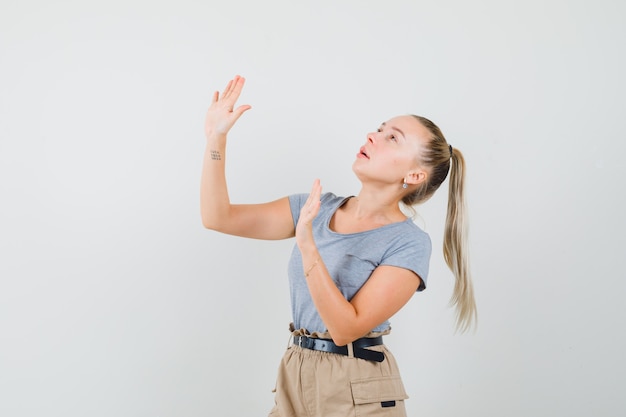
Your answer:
[232,104,252,120]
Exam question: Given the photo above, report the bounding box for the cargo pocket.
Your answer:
[350,375,409,417]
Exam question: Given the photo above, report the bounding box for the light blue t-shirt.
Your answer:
[288,192,432,334]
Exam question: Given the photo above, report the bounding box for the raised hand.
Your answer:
[296,179,322,250]
[205,75,251,138]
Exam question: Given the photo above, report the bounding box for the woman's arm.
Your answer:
[201,76,294,240]
[295,180,421,345]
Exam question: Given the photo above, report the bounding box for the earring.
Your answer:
[402,180,408,189]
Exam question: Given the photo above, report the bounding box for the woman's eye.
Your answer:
[389,135,397,142]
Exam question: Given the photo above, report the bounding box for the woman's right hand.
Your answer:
[204,75,251,139]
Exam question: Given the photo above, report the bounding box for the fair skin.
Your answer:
[202,75,431,346]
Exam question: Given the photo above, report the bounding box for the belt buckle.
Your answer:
[298,336,309,349]
[300,335,314,349]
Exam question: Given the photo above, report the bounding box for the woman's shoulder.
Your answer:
[320,191,346,204]
[289,191,347,216]
[384,218,432,248]
[290,191,345,204]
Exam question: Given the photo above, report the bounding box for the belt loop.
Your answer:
[347,342,355,359]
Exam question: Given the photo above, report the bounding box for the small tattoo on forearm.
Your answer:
[210,150,221,160]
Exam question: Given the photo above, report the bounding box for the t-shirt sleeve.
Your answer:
[288,193,308,228]
[381,231,432,291]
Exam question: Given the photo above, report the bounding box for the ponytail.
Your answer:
[403,115,477,333]
[444,148,477,333]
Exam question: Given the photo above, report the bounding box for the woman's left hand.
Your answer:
[295,179,322,250]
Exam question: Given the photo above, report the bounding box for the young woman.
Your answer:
[201,75,477,417]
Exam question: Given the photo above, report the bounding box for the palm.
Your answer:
[204,75,251,137]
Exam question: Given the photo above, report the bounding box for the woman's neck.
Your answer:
[345,191,406,224]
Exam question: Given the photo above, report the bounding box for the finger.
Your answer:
[311,179,321,199]
[304,180,317,206]
[304,179,321,212]
[223,75,240,99]
[313,184,322,208]
[211,90,219,103]
[229,76,246,101]
[223,78,233,93]
[232,104,252,121]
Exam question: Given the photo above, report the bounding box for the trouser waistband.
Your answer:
[293,335,385,362]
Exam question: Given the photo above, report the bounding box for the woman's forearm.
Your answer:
[300,247,361,346]
[200,135,231,230]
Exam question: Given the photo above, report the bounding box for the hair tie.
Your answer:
[448,144,453,158]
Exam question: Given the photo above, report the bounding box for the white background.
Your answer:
[1,1,625,416]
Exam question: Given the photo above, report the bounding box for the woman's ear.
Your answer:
[405,170,427,186]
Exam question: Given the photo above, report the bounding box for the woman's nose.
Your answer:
[367,133,376,144]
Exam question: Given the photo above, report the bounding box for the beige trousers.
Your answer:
[268,327,408,417]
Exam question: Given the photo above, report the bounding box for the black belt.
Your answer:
[293,335,385,362]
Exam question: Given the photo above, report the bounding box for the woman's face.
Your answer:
[353,115,430,186]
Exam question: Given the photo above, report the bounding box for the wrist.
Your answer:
[296,238,318,255]
[304,257,320,278]
[205,134,226,151]
[205,131,227,144]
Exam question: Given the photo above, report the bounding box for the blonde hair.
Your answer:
[402,115,477,333]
